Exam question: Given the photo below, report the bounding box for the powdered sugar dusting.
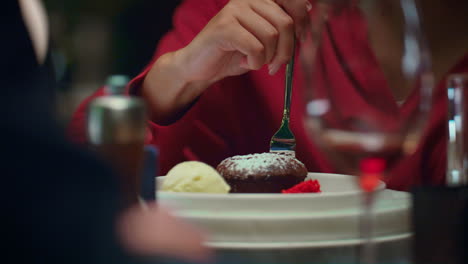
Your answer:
[217,152,306,179]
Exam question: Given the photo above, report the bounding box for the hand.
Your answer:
[141,0,311,124]
[177,0,312,84]
[117,203,213,262]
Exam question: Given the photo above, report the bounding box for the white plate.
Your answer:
[207,233,411,249]
[156,173,386,213]
[175,190,410,243]
[154,173,407,246]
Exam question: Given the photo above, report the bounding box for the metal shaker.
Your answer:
[87,96,147,206]
[104,75,130,95]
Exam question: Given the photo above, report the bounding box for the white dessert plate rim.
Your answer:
[174,201,408,220]
[206,233,411,249]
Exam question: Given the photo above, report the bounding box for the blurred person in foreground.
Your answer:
[69,0,468,191]
[2,0,211,263]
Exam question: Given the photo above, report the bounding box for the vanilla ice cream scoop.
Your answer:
[161,161,231,193]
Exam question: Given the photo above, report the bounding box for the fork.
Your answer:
[270,38,297,156]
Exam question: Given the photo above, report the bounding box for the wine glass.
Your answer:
[300,0,433,263]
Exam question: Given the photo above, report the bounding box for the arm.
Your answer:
[137,0,312,125]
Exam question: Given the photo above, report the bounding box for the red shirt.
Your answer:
[69,0,468,191]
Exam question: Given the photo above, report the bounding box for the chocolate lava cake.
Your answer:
[216,153,307,193]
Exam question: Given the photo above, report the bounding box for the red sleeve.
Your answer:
[68,0,228,164]
[128,0,230,174]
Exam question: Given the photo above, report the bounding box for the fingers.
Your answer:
[248,0,311,74]
[222,22,266,70]
[275,0,312,39]
[252,0,295,74]
[117,203,213,263]
[212,0,313,75]
[236,8,279,66]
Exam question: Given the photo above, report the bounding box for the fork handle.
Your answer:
[282,37,296,125]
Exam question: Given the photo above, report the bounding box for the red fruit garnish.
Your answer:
[282,179,321,194]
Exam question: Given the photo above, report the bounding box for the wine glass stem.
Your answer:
[360,190,376,264]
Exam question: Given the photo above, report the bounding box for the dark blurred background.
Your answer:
[43,0,182,121]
